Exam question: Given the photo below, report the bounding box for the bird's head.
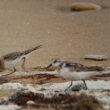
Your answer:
[45,58,62,70]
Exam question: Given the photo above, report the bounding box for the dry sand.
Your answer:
[0,0,109,68]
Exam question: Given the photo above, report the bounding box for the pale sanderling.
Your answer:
[0,45,42,76]
[46,58,104,91]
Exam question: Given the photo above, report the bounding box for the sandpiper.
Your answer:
[0,45,42,76]
[46,58,104,91]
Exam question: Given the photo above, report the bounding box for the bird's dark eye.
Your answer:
[65,63,70,67]
[53,60,57,63]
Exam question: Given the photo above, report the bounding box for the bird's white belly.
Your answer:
[60,68,99,80]
[4,56,25,70]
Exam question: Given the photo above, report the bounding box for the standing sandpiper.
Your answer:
[46,58,104,91]
[0,45,42,76]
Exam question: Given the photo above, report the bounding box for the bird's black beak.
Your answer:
[45,64,52,70]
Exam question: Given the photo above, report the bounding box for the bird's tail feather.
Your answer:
[23,45,42,55]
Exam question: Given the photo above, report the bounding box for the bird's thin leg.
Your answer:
[0,68,16,77]
[64,81,73,92]
[21,57,27,72]
[82,80,88,89]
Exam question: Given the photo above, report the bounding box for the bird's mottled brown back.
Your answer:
[2,45,42,61]
[86,66,104,71]
[65,62,87,72]
[3,52,23,61]
[63,62,104,72]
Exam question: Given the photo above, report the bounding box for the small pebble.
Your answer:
[71,83,87,91]
[27,100,35,105]
[84,55,108,61]
[70,2,102,11]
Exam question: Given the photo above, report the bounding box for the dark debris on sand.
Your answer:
[12,73,59,81]
[0,77,9,84]
[0,91,103,110]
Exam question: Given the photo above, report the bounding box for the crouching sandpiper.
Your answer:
[46,58,104,91]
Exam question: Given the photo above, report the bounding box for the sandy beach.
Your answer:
[0,0,110,110]
[0,0,109,68]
